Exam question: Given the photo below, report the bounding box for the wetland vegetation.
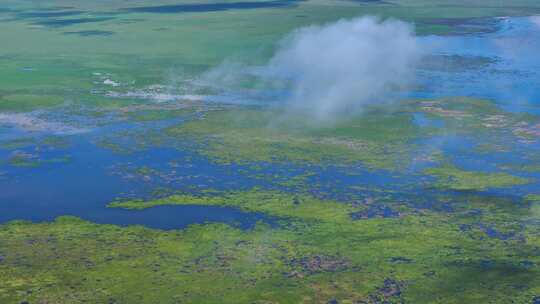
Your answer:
[1,0,540,303]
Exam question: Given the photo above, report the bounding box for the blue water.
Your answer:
[123,0,304,14]
[415,16,540,114]
[412,113,445,128]
[0,126,279,229]
[0,117,433,228]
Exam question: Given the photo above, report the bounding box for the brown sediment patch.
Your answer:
[359,278,406,303]
[288,255,351,278]
[377,278,404,298]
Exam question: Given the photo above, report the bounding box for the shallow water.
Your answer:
[1,15,540,229]
[0,126,279,228]
[415,16,540,114]
[0,123,422,227]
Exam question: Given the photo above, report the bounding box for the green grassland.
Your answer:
[1,0,540,113]
[424,165,530,191]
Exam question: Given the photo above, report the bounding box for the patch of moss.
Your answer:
[109,190,358,222]
[526,194,540,202]
[424,165,529,191]
[134,166,157,176]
